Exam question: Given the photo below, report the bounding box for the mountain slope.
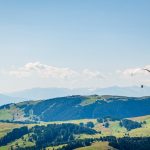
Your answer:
[0,95,150,122]
[8,87,91,99]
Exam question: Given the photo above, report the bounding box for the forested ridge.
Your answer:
[0,95,150,122]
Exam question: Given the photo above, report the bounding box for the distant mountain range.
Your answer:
[0,94,24,106]
[8,86,150,99]
[0,95,150,122]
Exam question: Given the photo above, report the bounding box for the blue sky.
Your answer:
[0,0,150,92]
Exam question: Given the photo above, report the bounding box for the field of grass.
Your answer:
[109,121,127,137]
[0,115,150,149]
[0,133,35,150]
[0,109,13,121]
[46,144,67,150]
[0,145,8,150]
[80,96,101,106]
[11,134,35,148]
[130,115,150,122]
[75,142,116,150]
[5,115,150,138]
[128,115,150,137]
[129,126,150,137]
[0,105,25,121]
[0,123,23,138]
[80,95,116,106]
[71,116,150,138]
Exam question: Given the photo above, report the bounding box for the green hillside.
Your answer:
[75,142,116,150]
[0,95,150,122]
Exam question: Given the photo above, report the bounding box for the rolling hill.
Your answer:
[0,95,150,122]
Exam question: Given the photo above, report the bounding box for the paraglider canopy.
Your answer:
[143,68,150,73]
[140,68,150,88]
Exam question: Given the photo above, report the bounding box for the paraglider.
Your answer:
[130,68,150,88]
[140,68,150,88]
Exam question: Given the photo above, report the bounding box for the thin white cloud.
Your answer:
[9,62,77,79]
[82,69,105,79]
[8,62,105,80]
